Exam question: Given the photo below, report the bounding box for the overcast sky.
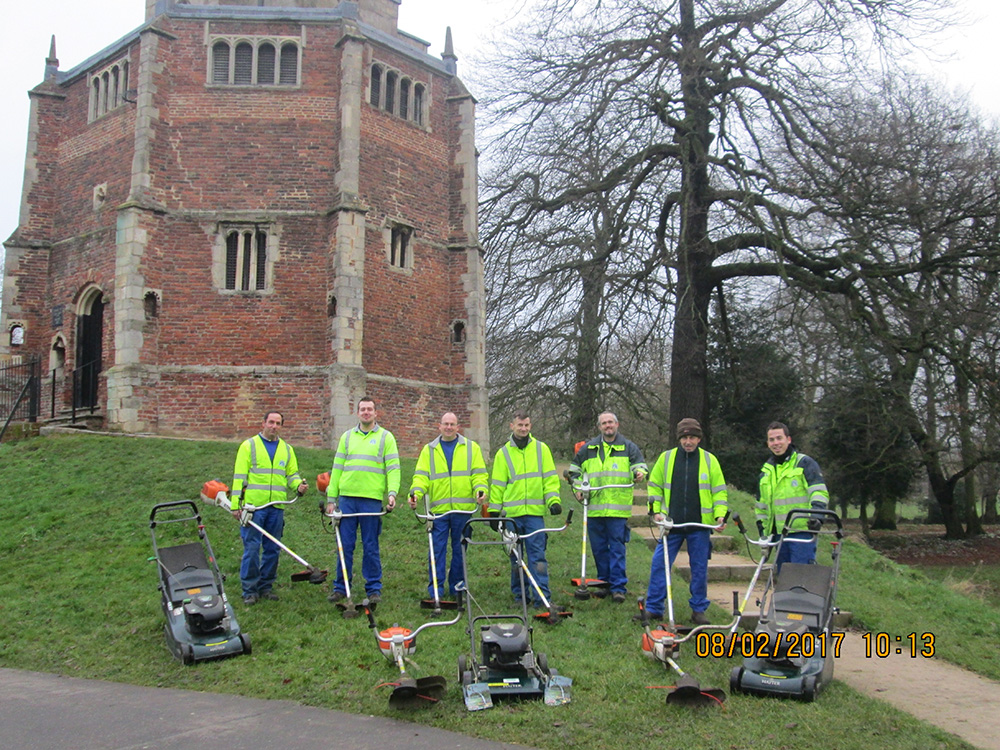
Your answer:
[2,0,998,252]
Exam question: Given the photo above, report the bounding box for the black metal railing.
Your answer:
[0,356,40,442]
[71,359,101,420]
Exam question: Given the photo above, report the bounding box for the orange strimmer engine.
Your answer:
[641,628,679,663]
[200,479,230,507]
[378,626,416,660]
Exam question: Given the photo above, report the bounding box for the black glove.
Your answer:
[550,503,562,516]
[489,511,500,532]
[807,518,821,532]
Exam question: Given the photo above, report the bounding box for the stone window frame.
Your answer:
[369,61,426,127]
[208,36,301,87]
[213,222,278,294]
[88,57,130,122]
[383,221,415,272]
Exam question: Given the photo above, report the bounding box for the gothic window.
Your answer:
[413,84,425,126]
[370,64,383,106]
[389,225,412,269]
[399,79,410,120]
[385,71,397,115]
[88,58,129,122]
[209,37,300,86]
[220,225,272,292]
[369,61,427,126]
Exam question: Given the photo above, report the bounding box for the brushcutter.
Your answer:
[635,513,734,706]
[566,471,634,599]
[321,501,390,619]
[366,593,464,709]
[411,498,474,614]
[499,511,575,624]
[201,480,328,584]
[726,512,779,642]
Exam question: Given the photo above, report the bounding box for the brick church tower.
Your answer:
[0,0,488,451]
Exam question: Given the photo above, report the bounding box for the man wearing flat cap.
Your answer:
[643,418,728,625]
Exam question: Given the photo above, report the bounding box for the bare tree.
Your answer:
[478,0,952,440]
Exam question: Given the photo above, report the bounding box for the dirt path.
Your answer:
[703,581,1000,750]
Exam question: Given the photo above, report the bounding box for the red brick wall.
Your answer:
[5,13,478,456]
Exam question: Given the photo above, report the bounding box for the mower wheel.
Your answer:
[180,643,195,666]
[461,670,474,687]
[729,666,743,694]
[240,632,252,655]
[537,652,549,675]
[801,675,817,702]
[458,653,468,682]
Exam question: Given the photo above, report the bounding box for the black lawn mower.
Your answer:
[149,500,250,665]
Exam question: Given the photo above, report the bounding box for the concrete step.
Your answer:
[704,581,853,630]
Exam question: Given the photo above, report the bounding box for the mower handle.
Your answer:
[324,508,391,520]
[781,508,844,538]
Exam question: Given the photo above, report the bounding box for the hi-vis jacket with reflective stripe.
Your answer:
[489,435,560,517]
[567,435,647,517]
[231,435,303,509]
[648,447,728,525]
[409,434,489,513]
[328,424,401,502]
[756,449,828,534]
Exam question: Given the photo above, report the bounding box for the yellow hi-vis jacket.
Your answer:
[756,450,828,534]
[231,434,303,509]
[409,434,489,512]
[567,435,647,517]
[647,447,728,525]
[489,435,560,517]
[328,424,401,502]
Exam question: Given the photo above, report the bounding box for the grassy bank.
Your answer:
[0,433,989,750]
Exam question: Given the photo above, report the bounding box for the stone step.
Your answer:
[631,524,740,554]
[704,581,853,630]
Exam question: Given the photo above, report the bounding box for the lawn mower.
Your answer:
[149,500,250,665]
[366,594,465,709]
[456,514,574,711]
[566,471,634,600]
[636,513,733,706]
[201,479,328,585]
[411,500,474,614]
[729,508,844,702]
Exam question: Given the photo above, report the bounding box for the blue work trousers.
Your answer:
[507,515,549,607]
[427,511,474,598]
[646,528,711,616]
[588,516,630,594]
[333,496,383,597]
[775,531,816,574]
[239,506,283,597]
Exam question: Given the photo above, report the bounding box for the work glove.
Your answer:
[550,502,562,516]
[807,518,822,532]
[489,511,500,532]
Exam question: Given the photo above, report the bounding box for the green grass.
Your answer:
[0,433,988,750]
[916,564,1000,609]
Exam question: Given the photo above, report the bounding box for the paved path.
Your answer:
[702,582,1000,750]
[0,668,530,750]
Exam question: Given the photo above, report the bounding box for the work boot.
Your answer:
[243,594,259,606]
[611,592,627,604]
[259,590,279,601]
[367,592,382,605]
[327,591,345,603]
[591,588,609,599]
[691,610,710,625]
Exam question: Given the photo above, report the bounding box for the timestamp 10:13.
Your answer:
[862,632,935,658]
